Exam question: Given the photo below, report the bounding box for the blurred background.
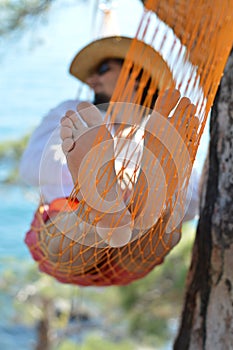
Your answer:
[0,0,206,349]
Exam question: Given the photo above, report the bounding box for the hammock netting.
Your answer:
[25,0,233,286]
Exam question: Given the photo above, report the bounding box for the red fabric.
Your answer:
[25,198,162,286]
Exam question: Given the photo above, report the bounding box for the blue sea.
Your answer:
[0,2,96,348]
[0,185,36,349]
[0,1,147,348]
[0,1,208,349]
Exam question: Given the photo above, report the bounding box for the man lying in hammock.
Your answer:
[20,36,200,286]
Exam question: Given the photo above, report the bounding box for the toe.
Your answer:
[186,115,200,149]
[77,102,103,127]
[171,100,198,149]
[154,89,181,117]
[68,111,85,130]
[171,97,193,128]
[60,116,73,127]
[62,138,75,154]
[60,126,73,140]
[65,110,76,118]
[60,117,74,140]
[63,109,85,130]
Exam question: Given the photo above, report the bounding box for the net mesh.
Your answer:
[25,0,233,286]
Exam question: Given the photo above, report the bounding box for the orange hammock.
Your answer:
[25,0,233,286]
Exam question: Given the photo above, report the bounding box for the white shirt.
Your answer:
[20,100,200,222]
[20,100,79,202]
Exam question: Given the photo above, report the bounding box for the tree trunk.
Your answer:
[35,298,53,350]
[174,50,233,350]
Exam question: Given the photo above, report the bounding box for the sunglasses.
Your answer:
[96,62,110,75]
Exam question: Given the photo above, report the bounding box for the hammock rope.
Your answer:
[25,0,233,286]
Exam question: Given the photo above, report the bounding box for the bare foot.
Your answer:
[60,102,133,247]
[135,89,199,230]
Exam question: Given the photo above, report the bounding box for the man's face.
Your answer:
[86,59,123,106]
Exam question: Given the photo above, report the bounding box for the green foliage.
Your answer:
[0,133,30,183]
[0,133,30,160]
[0,0,54,37]
[0,0,142,39]
[56,335,134,350]
[117,222,195,345]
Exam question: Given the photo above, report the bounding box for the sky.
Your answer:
[0,0,144,140]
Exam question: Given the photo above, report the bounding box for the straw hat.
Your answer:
[69,36,174,90]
